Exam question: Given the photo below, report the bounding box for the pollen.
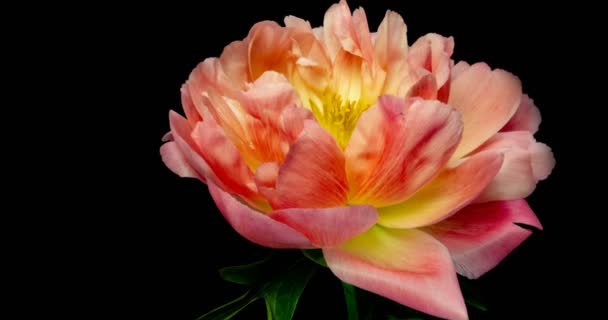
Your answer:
[309,91,371,149]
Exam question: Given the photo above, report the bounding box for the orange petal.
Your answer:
[448,63,522,158]
[378,150,503,228]
[247,21,292,80]
[345,96,463,207]
[324,226,467,320]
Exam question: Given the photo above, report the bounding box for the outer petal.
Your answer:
[501,94,542,134]
[378,150,503,229]
[346,96,463,207]
[425,200,542,279]
[448,63,522,158]
[270,205,378,247]
[191,118,259,200]
[219,40,249,89]
[324,226,467,320]
[160,141,198,179]
[474,131,555,202]
[267,120,348,209]
[166,111,216,184]
[208,182,313,249]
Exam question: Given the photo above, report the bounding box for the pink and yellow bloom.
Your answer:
[160,1,554,319]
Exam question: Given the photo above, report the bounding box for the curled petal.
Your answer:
[346,96,463,207]
[425,200,542,279]
[208,182,313,249]
[247,21,292,80]
[324,226,467,320]
[270,205,378,247]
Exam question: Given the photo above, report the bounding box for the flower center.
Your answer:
[309,91,371,149]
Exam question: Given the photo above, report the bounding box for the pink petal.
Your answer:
[323,0,364,60]
[166,111,216,184]
[374,10,408,69]
[345,96,463,207]
[237,71,301,123]
[268,120,349,209]
[448,63,522,158]
[501,94,542,134]
[324,227,467,320]
[426,200,542,279]
[378,150,503,229]
[404,69,438,100]
[374,11,409,96]
[160,141,198,179]
[219,40,249,89]
[270,205,377,247]
[191,117,259,201]
[207,181,313,249]
[351,7,374,63]
[179,82,201,125]
[451,60,470,80]
[408,33,454,91]
[474,132,555,202]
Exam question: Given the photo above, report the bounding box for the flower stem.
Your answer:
[342,282,359,320]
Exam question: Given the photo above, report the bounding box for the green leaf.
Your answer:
[219,254,273,285]
[342,282,359,320]
[458,276,488,312]
[195,290,260,320]
[263,257,317,320]
[301,249,328,267]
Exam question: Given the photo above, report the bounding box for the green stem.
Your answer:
[342,282,359,320]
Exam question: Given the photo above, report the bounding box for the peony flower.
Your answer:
[160,1,555,319]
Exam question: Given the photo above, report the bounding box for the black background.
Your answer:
[110,0,590,319]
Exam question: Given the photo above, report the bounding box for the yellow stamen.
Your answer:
[309,91,371,149]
